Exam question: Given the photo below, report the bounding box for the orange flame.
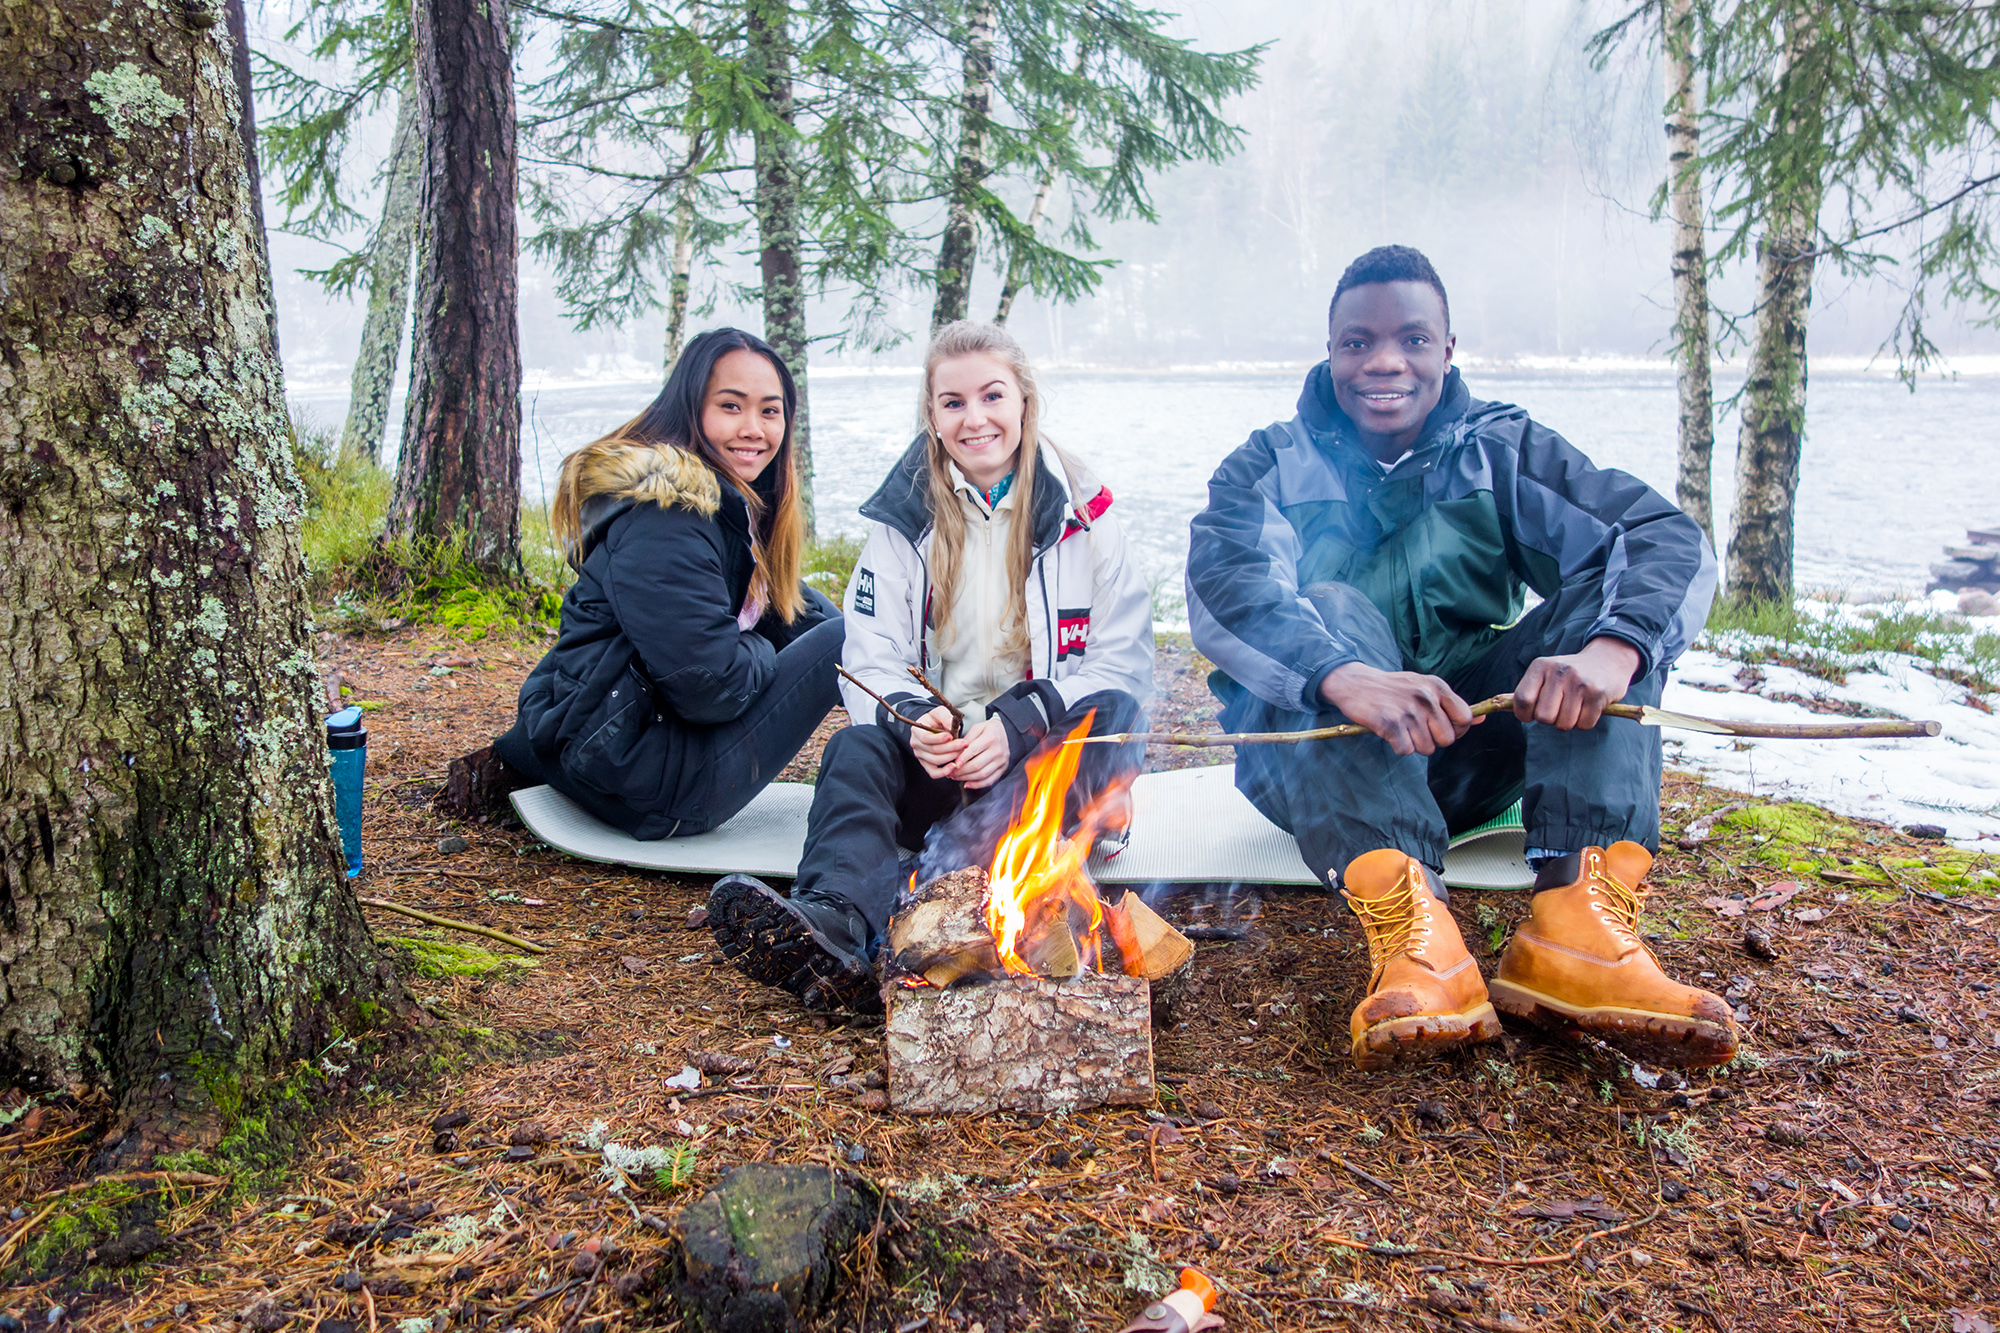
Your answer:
[984,710,1128,976]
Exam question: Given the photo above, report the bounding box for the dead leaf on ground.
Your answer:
[1951,1312,1995,1333]
[620,956,650,974]
[1749,881,1803,911]
[1518,1196,1628,1224]
[1794,907,1830,923]
[1704,896,1747,918]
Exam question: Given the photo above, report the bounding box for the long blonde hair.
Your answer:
[919,320,1058,662]
[550,328,805,621]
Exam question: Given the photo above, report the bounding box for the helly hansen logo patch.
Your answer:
[1056,608,1089,659]
[854,569,876,616]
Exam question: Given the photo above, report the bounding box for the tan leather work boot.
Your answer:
[1344,848,1501,1070]
[1491,843,1738,1067]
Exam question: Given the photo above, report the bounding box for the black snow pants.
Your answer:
[1221,578,1669,888]
[791,689,1143,951]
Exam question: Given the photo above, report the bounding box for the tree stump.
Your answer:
[885,973,1153,1115]
[435,744,534,820]
[672,1164,878,1333]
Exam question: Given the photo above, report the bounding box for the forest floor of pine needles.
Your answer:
[5,623,1998,1333]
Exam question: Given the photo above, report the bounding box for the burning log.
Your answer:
[885,973,1153,1115]
[1103,891,1193,980]
[887,866,999,986]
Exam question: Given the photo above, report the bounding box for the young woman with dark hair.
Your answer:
[496,328,843,838]
[705,320,1156,1012]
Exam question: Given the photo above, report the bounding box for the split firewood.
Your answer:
[887,867,998,983]
[886,973,1153,1115]
[1020,901,1081,980]
[1103,891,1194,980]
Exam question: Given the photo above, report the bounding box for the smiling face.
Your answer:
[1326,280,1456,461]
[700,347,788,484]
[928,352,1026,492]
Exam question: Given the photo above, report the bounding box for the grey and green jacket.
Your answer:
[1187,364,1716,710]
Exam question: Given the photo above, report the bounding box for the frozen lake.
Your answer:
[290,363,1997,597]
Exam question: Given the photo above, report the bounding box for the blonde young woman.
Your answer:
[496,328,843,839]
[707,321,1155,1012]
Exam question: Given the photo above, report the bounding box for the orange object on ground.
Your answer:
[1116,1267,1224,1332]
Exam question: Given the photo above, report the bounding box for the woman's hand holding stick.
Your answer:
[835,665,955,736]
[906,665,964,737]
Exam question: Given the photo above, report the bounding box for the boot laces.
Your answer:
[1583,856,1646,949]
[1344,859,1436,988]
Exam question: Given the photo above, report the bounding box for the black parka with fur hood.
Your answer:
[513,441,835,836]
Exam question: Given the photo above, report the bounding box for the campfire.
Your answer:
[882,715,1193,1116]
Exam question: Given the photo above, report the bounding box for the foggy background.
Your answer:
[259,0,2000,387]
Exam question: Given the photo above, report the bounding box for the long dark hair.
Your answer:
[556,328,806,620]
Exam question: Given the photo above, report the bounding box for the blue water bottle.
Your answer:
[327,706,367,877]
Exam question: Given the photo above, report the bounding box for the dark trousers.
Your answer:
[1225,580,1667,886]
[793,689,1143,945]
[496,615,844,837]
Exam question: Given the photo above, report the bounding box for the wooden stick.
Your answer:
[905,664,964,736]
[836,665,953,736]
[357,897,550,955]
[1068,693,1943,746]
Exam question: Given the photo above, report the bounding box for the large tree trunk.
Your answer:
[1724,15,1822,606]
[747,0,815,537]
[931,0,995,331]
[341,86,422,465]
[393,0,522,575]
[224,0,279,358]
[1664,0,1715,550]
[0,0,400,1153]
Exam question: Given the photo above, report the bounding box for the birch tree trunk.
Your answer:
[931,0,996,332]
[1664,0,1715,549]
[341,86,422,465]
[994,154,1060,326]
[747,0,814,536]
[662,5,703,377]
[0,0,399,1151]
[393,0,522,574]
[1724,13,1822,606]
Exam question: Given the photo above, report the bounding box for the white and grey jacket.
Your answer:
[840,436,1155,761]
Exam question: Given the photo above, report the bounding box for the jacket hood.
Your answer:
[858,434,1110,550]
[1297,362,1475,465]
[568,440,725,568]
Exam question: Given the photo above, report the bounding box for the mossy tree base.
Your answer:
[0,0,405,1158]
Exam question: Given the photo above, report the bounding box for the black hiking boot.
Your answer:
[707,874,880,1014]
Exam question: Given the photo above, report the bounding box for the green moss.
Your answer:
[6,1181,145,1278]
[1719,803,1848,874]
[389,936,538,981]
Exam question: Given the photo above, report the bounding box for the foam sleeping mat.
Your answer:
[510,767,1534,890]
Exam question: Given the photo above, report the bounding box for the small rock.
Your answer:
[1897,1006,1924,1024]
[504,1145,536,1163]
[1628,1250,1652,1266]
[855,1090,888,1113]
[1959,590,2000,617]
[509,1122,550,1146]
[845,1142,866,1164]
[8,1207,24,1220]
[1742,929,1778,960]
[1903,823,1947,841]
[685,905,709,930]
[45,1310,64,1327]
[1211,1173,1242,1195]
[335,1272,363,1292]
[1764,1121,1811,1147]
[1413,1099,1450,1128]
[437,835,469,855]
[432,1109,471,1133]
[569,1252,600,1277]
[1659,1179,1688,1202]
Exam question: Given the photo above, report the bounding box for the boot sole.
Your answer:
[708,877,880,1015]
[1488,979,1737,1068]
[1351,1002,1503,1072]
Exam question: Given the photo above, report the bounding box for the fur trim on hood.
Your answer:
[570,439,721,517]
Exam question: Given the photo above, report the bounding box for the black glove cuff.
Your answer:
[989,680,1065,766]
[875,690,937,744]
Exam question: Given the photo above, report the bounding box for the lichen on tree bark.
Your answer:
[1664,0,1716,551]
[0,0,398,1154]
[342,85,422,466]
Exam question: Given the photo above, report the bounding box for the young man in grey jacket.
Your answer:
[1188,246,1738,1072]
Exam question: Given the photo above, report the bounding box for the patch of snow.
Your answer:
[1663,648,2000,845]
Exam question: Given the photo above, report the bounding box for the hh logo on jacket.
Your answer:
[854,568,876,616]
[1056,608,1090,660]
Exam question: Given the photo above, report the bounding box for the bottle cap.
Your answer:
[327,706,365,733]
